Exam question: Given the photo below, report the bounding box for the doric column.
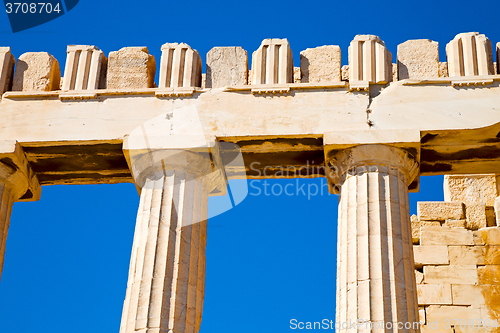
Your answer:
[328,144,420,332]
[120,149,214,333]
[0,141,41,281]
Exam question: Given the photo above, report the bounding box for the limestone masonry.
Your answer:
[1,32,500,332]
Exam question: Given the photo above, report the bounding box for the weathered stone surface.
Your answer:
[397,39,439,79]
[418,201,464,221]
[348,35,392,85]
[392,63,398,82]
[486,206,496,227]
[0,47,15,94]
[466,203,488,230]
[341,65,349,81]
[411,219,441,244]
[478,265,500,284]
[424,265,478,284]
[13,52,60,91]
[417,284,452,305]
[448,245,485,265]
[419,306,425,325]
[300,45,341,83]
[0,142,41,282]
[474,232,487,245]
[421,325,453,333]
[497,43,500,74]
[455,326,500,333]
[251,38,293,84]
[426,305,481,327]
[333,145,419,329]
[206,46,247,88]
[120,167,209,333]
[293,67,301,83]
[439,62,448,77]
[107,47,156,89]
[484,246,500,264]
[444,175,498,206]
[413,245,449,267]
[421,226,474,246]
[62,45,106,91]
[201,73,206,88]
[444,219,466,228]
[452,284,485,305]
[415,269,424,284]
[474,228,500,245]
[446,32,494,77]
[159,42,202,89]
[494,197,500,227]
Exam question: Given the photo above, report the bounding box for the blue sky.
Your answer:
[0,0,499,332]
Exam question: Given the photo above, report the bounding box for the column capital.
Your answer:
[323,129,421,194]
[123,145,228,196]
[0,141,40,201]
[326,144,419,194]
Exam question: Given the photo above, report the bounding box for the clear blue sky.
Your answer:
[0,1,499,332]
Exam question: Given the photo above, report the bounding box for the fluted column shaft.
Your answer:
[0,141,41,282]
[330,145,419,333]
[0,183,15,280]
[120,169,208,333]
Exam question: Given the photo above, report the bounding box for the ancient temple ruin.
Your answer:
[1,32,500,332]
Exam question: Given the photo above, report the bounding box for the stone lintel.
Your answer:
[0,141,41,201]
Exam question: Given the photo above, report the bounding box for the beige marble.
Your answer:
[452,285,485,306]
[473,227,500,245]
[465,203,488,230]
[120,151,211,333]
[0,141,40,282]
[397,39,439,79]
[299,45,341,83]
[497,43,500,74]
[206,47,247,88]
[62,45,106,90]
[495,197,500,227]
[107,47,156,89]
[293,66,301,83]
[448,245,485,265]
[443,219,466,228]
[12,52,60,91]
[0,47,15,95]
[417,284,452,305]
[446,32,494,77]
[348,35,392,87]
[444,174,498,206]
[341,64,349,81]
[411,219,441,244]
[331,145,419,332]
[159,43,202,89]
[423,265,478,284]
[426,305,481,327]
[439,61,449,77]
[251,38,293,85]
[417,202,464,221]
[413,245,449,267]
[420,226,473,245]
